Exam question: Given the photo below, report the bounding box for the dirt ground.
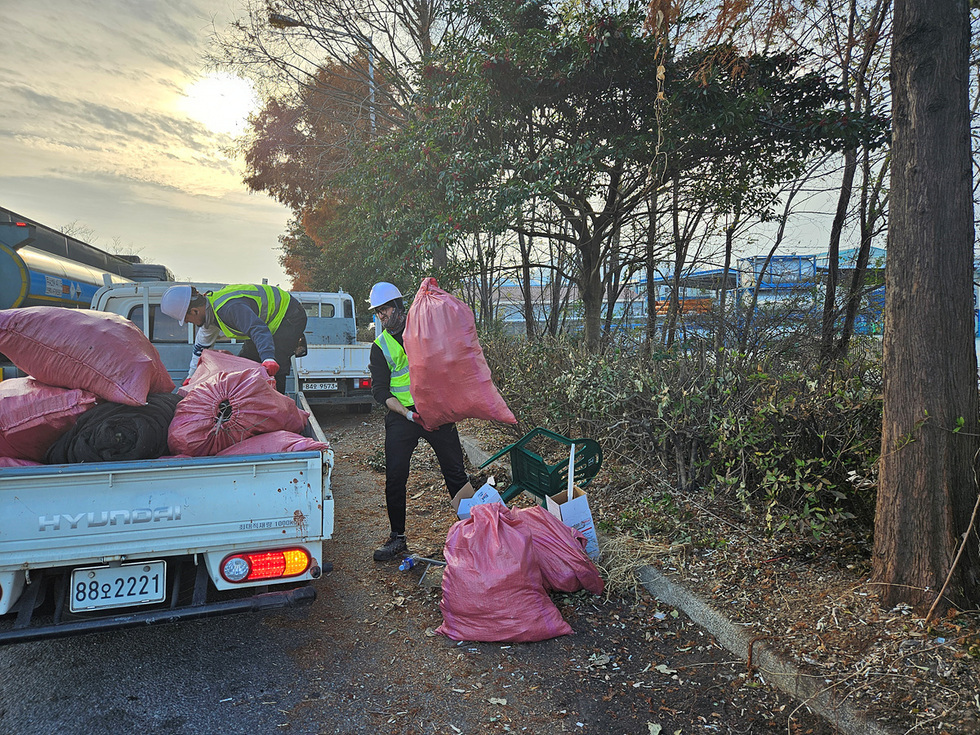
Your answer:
[296,408,845,734]
[451,417,980,735]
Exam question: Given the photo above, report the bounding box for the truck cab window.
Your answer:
[129,305,233,343]
[302,302,335,319]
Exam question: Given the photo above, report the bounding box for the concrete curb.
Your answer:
[459,435,493,468]
[460,432,897,734]
[636,565,898,735]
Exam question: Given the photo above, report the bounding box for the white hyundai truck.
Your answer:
[0,284,335,644]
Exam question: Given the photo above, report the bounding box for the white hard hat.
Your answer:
[161,285,192,326]
[368,282,403,309]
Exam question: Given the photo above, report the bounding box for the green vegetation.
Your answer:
[482,332,882,542]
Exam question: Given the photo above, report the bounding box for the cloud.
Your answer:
[0,0,292,285]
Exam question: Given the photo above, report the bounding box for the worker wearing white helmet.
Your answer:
[367,282,468,562]
[161,283,307,394]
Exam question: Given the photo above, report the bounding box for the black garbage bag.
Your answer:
[45,392,181,464]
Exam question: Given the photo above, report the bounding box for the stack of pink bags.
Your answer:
[0,307,175,468]
[0,307,328,467]
[168,349,327,457]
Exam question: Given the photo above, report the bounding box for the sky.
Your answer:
[0,0,293,286]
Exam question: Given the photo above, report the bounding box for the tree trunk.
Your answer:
[664,174,685,350]
[736,185,798,361]
[580,234,604,352]
[518,228,536,339]
[819,147,856,361]
[645,189,660,355]
[834,147,887,360]
[714,208,739,363]
[603,226,622,341]
[874,0,980,613]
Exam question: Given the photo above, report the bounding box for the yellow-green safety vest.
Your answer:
[207,284,291,339]
[375,330,414,408]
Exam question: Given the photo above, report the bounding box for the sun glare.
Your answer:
[180,72,258,136]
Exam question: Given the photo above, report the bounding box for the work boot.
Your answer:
[373,533,408,562]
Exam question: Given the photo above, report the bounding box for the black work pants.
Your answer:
[384,409,469,536]
[238,299,308,393]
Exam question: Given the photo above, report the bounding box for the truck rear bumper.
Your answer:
[0,559,327,646]
[0,586,316,646]
[299,388,373,407]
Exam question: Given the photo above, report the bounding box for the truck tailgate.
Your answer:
[0,451,333,573]
[295,344,371,377]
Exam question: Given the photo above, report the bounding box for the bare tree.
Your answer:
[213,0,468,123]
[807,0,891,363]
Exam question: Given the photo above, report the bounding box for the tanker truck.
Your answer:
[0,205,174,311]
[0,205,173,378]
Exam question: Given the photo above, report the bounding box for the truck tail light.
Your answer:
[358,378,371,389]
[220,548,311,583]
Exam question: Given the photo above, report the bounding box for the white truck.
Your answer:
[82,284,375,409]
[0,284,335,644]
[291,291,374,412]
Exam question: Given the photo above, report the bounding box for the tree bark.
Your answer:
[518,229,536,339]
[874,0,979,612]
[714,208,738,363]
[819,147,855,360]
[580,233,604,352]
[645,189,660,354]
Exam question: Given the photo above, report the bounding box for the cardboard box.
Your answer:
[451,481,505,520]
[546,486,599,559]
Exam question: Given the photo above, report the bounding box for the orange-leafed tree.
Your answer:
[243,58,383,212]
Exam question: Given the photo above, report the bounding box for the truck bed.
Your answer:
[0,403,334,643]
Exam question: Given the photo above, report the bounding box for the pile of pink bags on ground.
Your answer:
[437,503,604,643]
[0,307,326,467]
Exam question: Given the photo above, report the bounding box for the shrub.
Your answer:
[481,332,881,539]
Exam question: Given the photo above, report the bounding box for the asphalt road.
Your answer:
[0,605,320,734]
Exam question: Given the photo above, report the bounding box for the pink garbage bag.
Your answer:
[168,370,309,456]
[177,350,272,396]
[514,506,604,594]
[436,503,572,643]
[0,306,174,405]
[215,430,328,456]
[0,457,43,468]
[403,277,516,429]
[0,378,99,461]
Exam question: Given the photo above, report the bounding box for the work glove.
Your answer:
[261,359,280,377]
[406,411,417,423]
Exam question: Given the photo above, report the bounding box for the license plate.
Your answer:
[70,560,167,613]
[303,381,338,391]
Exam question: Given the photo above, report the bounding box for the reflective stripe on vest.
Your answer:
[375,330,413,408]
[208,284,291,339]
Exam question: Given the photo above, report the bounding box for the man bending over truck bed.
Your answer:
[161,284,307,394]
